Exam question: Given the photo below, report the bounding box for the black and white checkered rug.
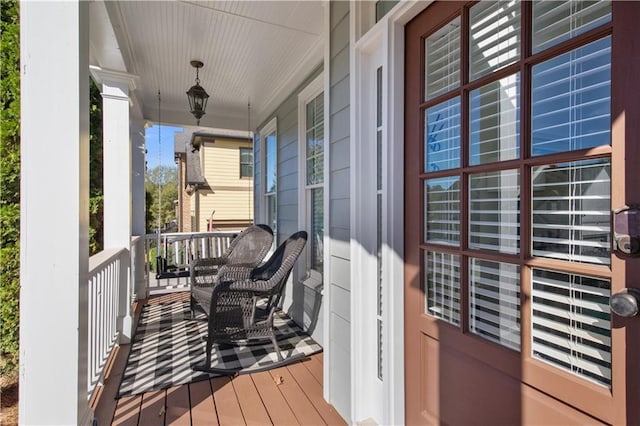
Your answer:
[117,298,322,397]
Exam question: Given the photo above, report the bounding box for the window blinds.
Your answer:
[532,268,611,387]
[533,0,611,53]
[532,159,611,265]
[469,258,520,351]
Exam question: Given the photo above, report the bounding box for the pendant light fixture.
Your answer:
[186,60,209,126]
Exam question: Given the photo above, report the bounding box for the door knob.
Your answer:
[610,288,640,318]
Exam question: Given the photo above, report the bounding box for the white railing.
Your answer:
[87,247,128,399]
[145,231,238,293]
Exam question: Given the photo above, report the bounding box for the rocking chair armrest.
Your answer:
[213,279,276,295]
[216,264,255,281]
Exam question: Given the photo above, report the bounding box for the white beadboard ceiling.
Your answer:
[90,1,324,131]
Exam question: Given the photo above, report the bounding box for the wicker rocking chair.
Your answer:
[194,231,308,375]
[190,224,273,317]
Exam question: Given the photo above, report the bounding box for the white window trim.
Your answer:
[259,117,277,235]
[297,73,325,286]
[350,1,430,425]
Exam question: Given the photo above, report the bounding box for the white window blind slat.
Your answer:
[532,287,610,313]
[469,169,520,254]
[532,37,611,156]
[533,329,611,363]
[532,341,612,380]
[532,315,611,347]
[469,259,520,350]
[425,97,461,171]
[469,73,520,165]
[425,18,460,100]
[532,268,611,387]
[532,159,611,265]
[470,1,520,80]
[533,0,611,53]
[425,177,460,245]
[472,321,521,349]
[425,251,461,326]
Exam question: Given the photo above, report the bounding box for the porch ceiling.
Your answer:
[90,1,324,131]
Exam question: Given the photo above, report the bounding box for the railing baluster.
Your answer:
[87,247,130,401]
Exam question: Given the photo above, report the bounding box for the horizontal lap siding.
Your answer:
[199,139,253,230]
[255,65,324,345]
[328,1,351,420]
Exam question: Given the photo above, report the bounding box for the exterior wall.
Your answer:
[197,138,253,231]
[255,67,324,342]
[327,0,352,419]
[176,155,193,232]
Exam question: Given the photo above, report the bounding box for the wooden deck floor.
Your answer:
[92,294,345,426]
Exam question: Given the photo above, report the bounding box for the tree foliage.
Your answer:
[0,4,103,373]
[89,80,104,255]
[0,0,21,374]
[145,165,178,233]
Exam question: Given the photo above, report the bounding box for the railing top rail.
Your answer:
[144,231,239,242]
[89,248,127,273]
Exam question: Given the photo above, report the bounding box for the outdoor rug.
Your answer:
[117,296,322,397]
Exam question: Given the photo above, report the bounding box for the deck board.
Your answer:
[211,376,246,425]
[137,390,166,426]
[286,362,346,426]
[95,294,344,426]
[111,395,141,426]
[250,370,300,426]
[232,374,273,425]
[268,366,326,425]
[189,380,219,426]
[301,354,323,385]
[165,385,191,425]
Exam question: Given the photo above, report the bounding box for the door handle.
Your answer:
[610,288,640,318]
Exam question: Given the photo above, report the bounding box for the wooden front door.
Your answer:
[404,1,640,424]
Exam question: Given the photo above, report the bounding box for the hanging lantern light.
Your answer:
[186,60,209,126]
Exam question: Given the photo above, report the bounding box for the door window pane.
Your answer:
[469,169,520,254]
[266,194,277,234]
[424,176,460,245]
[532,268,611,387]
[265,134,277,193]
[425,251,460,326]
[533,1,611,53]
[425,97,460,172]
[532,37,611,156]
[469,259,520,351]
[310,188,324,272]
[425,17,460,100]
[532,158,611,265]
[470,73,520,165]
[469,1,520,81]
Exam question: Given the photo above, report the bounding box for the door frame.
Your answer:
[349,1,429,424]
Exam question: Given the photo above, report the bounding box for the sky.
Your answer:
[145,124,183,170]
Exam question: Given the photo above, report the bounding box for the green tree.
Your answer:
[145,165,178,233]
[0,0,21,374]
[89,80,104,255]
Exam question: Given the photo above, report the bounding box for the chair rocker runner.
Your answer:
[194,231,308,375]
[190,224,273,317]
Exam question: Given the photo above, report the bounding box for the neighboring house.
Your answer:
[174,130,253,232]
[19,1,640,425]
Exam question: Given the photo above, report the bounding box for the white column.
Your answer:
[131,120,146,237]
[19,2,91,424]
[131,120,148,299]
[93,68,137,343]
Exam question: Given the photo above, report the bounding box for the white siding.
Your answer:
[328,1,352,419]
[255,67,324,344]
